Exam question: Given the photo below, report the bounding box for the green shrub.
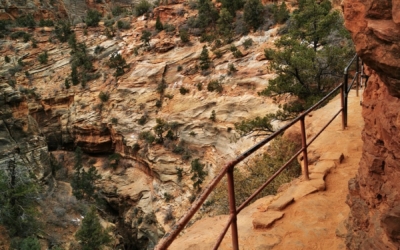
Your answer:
[214,49,224,58]
[65,78,70,89]
[138,114,148,125]
[112,5,123,16]
[16,14,36,28]
[179,28,190,43]
[94,45,104,54]
[54,20,73,43]
[86,9,102,27]
[207,80,223,93]
[212,136,301,214]
[31,38,37,48]
[139,131,155,144]
[209,110,216,121]
[163,23,175,33]
[39,19,54,27]
[10,31,29,40]
[196,82,202,91]
[108,53,129,77]
[243,38,253,49]
[38,51,48,64]
[141,30,151,47]
[179,86,189,95]
[99,91,110,102]
[135,0,152,16]
[164,192,173,202]
[117,20,130,30]
[155,15,163,31]
[4,55,10,63]
[228,63,237,74]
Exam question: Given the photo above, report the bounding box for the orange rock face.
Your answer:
[343,0,400,248]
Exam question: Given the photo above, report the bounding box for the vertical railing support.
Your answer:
[300,117,309,181]
[356,56,360,97]
[343,71,348,128]
[341,83,345,130]
[227,167,239,250]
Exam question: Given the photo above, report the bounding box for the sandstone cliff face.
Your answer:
[0,83,50,179]
[343,0,400,248]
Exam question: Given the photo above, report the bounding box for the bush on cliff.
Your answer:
[211,136,301,214]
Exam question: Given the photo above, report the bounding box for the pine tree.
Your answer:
[0,159,40,237]
[291,0,337,51]
[199,46,211,71]
[75,206,111,250]
[71,147,101,201]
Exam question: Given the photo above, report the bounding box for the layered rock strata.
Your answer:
[343,0,400,248]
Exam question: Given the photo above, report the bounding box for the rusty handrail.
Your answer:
[155,55,361,250]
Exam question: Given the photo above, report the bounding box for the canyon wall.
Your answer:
[343,0,400,248]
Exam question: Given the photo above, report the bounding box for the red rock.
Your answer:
[343,0,400,248]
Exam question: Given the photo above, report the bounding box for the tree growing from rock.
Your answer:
[190,159,207,191]
[237,0,353,136]
[217,8,234,41]
[71,147,101,201]
[141,30,152,47]
[108,53,129,77]
[85,9,102,27]
[0,159,40,238]
[75,206,111,250]
[243,0,265,31]
[199,46,211,71]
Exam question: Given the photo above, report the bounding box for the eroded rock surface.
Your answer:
[343,0,400,248]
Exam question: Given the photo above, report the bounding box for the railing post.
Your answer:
[343,70,348,128]
[341,83,345,130]
[300,117,309,181]
[227,167,239,250]
[356,56,360,97]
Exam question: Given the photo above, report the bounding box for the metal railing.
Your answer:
[155,55,361,250]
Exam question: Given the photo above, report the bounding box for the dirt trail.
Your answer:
[169,89,364,250]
